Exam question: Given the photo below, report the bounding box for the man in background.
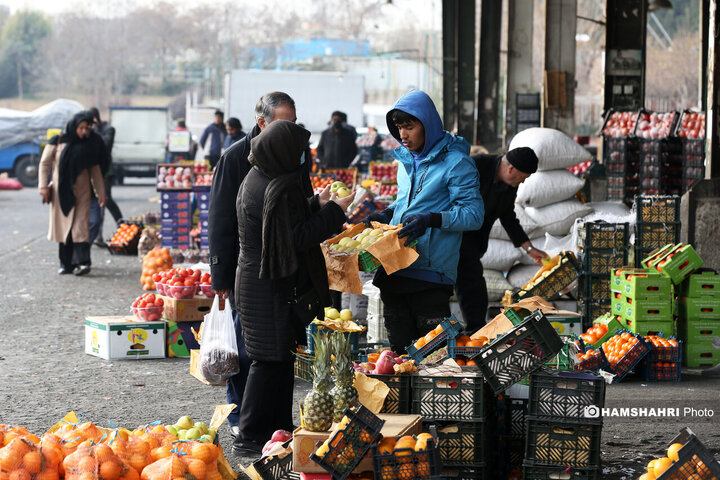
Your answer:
[316,110,358,169]
[223,117,246,152]
[200,110,227,168]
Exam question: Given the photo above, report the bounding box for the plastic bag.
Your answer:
[198,296,240,383]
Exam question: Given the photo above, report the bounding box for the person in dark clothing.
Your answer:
[87,107,123,247]
[455,147,548,333]
[200,110,227,168]
[223,117,245,151]
[208,92,314,441]
[363,90,484,353]
[315,110,358,169]
[232,120,353,456]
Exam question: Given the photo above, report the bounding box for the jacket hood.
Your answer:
[386,90,445,158]
[249,120,310,179]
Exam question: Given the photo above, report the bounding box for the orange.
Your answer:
[119,466,139,480]
[94,444,115,464]
[377,438,396,455]
[396,462,415,480]
[639,473,656,480]
[78,455,97,473]
[433,324,444,335]
[413,337,427,350]
[190,444,213,464]
[100,460,123,480]
[22,451,43,474]
[186,459,207,480]
[666,443,683,462]
[652,457,673,476]
[455,335,471,347]
[455,358,466,366]
[423,332,435,344]
[35,470,59,480]
[466,359,477,367]
[8,470,30,480]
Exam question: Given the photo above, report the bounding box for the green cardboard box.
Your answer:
[680,272,720,298]
[622,272,672,299]
[680,320,720,343]
[586,312,623,349]
[623,297,673,322]
[620,317,675,337]
[611,268,644,293]
[684,343,720,368]
[656,245,703,285]
[679,297,720,320]
[612,295,625,316]
[641,244,676,271]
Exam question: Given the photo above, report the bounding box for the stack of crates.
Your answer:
[414,372,492,478]
[495,393,529,480]
[611,268,674,337]
[365,296,387,344]
[637,117,683,196]
[634,195,681,267]
[675,110,706,192]
[602,112,640,206]
[195,189,210,251]
[160,191,191,249]
[578,222,630,329]
[678,271,720,368]
[523,370,605,480]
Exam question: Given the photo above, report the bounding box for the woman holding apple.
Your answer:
[232,120,353,456]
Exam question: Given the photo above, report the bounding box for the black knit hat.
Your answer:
[506,147,539,174]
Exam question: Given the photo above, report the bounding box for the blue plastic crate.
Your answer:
[405,315,462,363]
[602,330,652,382]
[305,322,360,354]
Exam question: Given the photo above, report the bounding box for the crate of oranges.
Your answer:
[599,330,652,382]
[645,427,720,480]
[310,403,384,480]
[405,316,462,363]
[447,334,490,365]
[372,432,441,480]
[107,220,144,255]
[574,347,609,371]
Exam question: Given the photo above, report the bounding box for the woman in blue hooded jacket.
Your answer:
[365,90,484,351]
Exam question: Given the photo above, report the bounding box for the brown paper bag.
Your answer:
[322,244,364,294]
[366,228,419,275]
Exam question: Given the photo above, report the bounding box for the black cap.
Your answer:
[506,147,538,174]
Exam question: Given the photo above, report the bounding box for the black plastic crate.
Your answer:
[524,416,602,468]
[639,359,682,381]
[602,331,652,382]
[365,373,411,414]
[635,195,681,224]
[432,421,491,466]
[579,222,630,250]
[372,436,441,480]
[655,427,720,480]
[581,275,612,302]
[474,310,564,394]
[498,398,529,438]
[582,250,629,276]
[106,219,144,255]
[309,403,384,480]
[251,440,293,480]
[512,252,580,303]
[522,462,600,480]
[529,369,606,421]
[294,352,313,381]
[411,374,489,421]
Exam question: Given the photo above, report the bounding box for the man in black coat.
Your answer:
[456,147,548,333]
[208,91,313,441]
[315,110,358,169]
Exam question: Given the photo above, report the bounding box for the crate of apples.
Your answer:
[635,111,678,139]
[602,111,638,137]
[676,111,705,139]
[157,165,193,190]
[370,162,398,182]
[193,172,213,187]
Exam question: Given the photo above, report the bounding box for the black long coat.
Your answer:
[235,166,346,362]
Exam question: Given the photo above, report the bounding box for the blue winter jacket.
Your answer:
[385,90,484,283]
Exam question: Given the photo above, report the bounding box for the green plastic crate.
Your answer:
[679,297,720,320]
[680,271,720,298]
[621,297,673,322]
[680,320,720,343]
[641,244,676,270]
[684,343,720,368]
[623,272,672,299]
[620,317,675,337]
[358,239,418,272]
[586,313,623,349]
[656,245,704,285]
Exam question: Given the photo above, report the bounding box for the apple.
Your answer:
[263,440,280,455]
[339,309,353,321]
[176,429,188,440]
[206,430,217,442]
[195,422,209,434]
[326,308,340,320]
[185,427,203,440]
[176,415,194,430]
[336,187,351,198]
[270,430,292,443]
[165,425,178,437]
[330,181,346,193]
[198,434,213,444]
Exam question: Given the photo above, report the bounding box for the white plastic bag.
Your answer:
[509,128,591,171]
[199,296,240,383]
[525,199,594,236]
[489,204,539,241]
[481,239,523,271]
[515,170,585,208]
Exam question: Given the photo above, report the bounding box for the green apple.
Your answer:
[340,309,353,321]
[198,434,213,443]
[165,425,178,437]
[330,181,346,193]
[186,427,203,440]
[338,237,352,247]
[326,308,340,320]
[177,429,188,440]
[337,187,351,198]
[206,429,217,442]
[176,415,194,430]
[194,422,209,435]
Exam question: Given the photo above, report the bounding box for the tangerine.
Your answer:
[22,451,43,474]
[100,460,123,480]
[9,470,31,480]
[666,443,683,461]
[186,459,207,480]
[377,438,396,455]
[78,455,97,473]
[652,457,673,476]
[413,337,427,350]
[35,470,60,480]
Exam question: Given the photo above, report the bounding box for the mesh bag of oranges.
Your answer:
[0,437,62,480]
[52,422,106,455]
[130,425,178,457]
[0,426,40,448]
[140,444,221,480]
[63,444,139,480]
[140,248,173,291]
[372,434,441,480]
[103,431,153,475]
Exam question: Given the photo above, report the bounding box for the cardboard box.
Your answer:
[587,313,623,349]
[622,297,673,322]
[657,245,703,285]
[679,297,720,321]
[292,413,422,474]
[684,343,720,368]
[622,272,672,299]
[546,314,583,338]
[611,268,643,292]
[167,320,202,357]
[680,320,720,343]
[189,349,225,386]
[85,316,165,360]
[160,295,213,322]
[620,317,675,337]
[681,272,720,298]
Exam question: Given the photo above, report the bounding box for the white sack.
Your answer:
[507,264,542,289]
[509,127,592,171]
[485,269,513,302]
[585,201,631,217]
[481,239,523,271]
[516,170,585,208]
[490,204,539,241]
[525,200,594,236]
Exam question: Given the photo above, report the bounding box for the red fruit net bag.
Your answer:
[63,444,139,480]
[0,426,40,448]
[104,431,153,475]
[0,437,62,480]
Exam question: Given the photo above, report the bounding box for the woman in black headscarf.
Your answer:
[232,120,353,455]
[38,110,107,275]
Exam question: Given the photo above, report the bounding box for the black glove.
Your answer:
[363,208,394,227]
[398,213,442,245]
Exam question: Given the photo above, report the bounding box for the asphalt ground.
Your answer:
[1,181,719,479]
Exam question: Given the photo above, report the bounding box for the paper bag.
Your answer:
[366,228,419,275]
[322,244,363,294]
[354,372,390,413]
[470,313,515,341]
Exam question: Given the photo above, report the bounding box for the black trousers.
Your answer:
[235,358,295,444]
[379,282,452,354]
[455,235,488,333]
[58,232,91,270]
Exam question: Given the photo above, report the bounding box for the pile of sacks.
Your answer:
[481,128,594,300]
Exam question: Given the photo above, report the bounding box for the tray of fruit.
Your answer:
[675,111,706,139]
[107,220,143,255]
[310,173,337,193]
[156,164,194,190]
[512,252,580,302]
[323,168,358,188]
[601,110,639,138]
[372,433,441,480]
[369,161,398,183]
[633,110,680,139]
[193,172,213,188]
[600,330,652,382]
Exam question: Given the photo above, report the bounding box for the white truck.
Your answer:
[109,106,169,183]
[224,70,365,134]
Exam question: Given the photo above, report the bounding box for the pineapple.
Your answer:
[330,331,358,422]
[302,333,334,432]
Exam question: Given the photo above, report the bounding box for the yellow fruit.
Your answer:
[315,441,330,458]
[667,443,683,462]
[639,473,656,480]
[652,457,673,477]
